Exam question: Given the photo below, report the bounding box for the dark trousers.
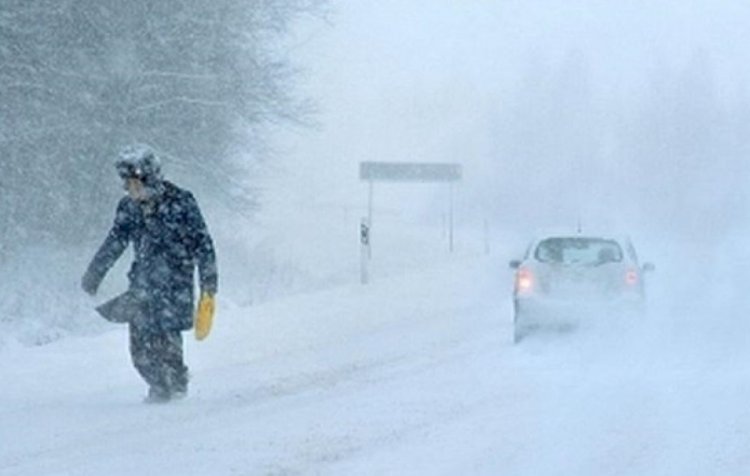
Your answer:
[129,323,188,396]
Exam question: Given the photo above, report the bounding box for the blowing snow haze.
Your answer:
[280,0,750,245]
[0,1,747,339]
[4,1,750,475]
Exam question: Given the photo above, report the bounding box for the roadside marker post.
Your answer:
[360,217,370,284]
[358,161,462,284]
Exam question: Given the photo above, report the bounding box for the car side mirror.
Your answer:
[642,262,655,272]
[509,260,521,269]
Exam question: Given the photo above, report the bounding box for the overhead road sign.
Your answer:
[359,162,462,183]
[358,161,463,280]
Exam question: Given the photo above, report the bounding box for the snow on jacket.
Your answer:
[84,181,217,331]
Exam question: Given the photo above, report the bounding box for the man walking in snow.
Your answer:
[82,144,217,403]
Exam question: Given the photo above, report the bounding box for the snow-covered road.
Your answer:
[2,256,750,475]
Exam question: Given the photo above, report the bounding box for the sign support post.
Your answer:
[360,217,370,284]
[367,179,373,259]
[449,182,454,253]
[358,161,462,283]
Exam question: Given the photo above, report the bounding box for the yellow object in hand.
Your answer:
[194,292,216,341]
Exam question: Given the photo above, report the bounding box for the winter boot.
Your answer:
[143,386,171,404]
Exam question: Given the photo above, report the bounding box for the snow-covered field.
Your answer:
[3,234,750,476]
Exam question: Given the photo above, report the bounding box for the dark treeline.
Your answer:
[0,0,323,246]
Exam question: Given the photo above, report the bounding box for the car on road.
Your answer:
[509,234,655,343]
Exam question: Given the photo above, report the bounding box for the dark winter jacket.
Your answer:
[83,181,217,331]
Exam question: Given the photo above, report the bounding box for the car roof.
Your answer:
[525,232,634,255]
[530,229,630,242]
[522,232,639,261]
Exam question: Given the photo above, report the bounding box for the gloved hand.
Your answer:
[81,270,100,296]
[194,292,216,341]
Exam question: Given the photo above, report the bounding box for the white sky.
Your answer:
[271,0,750,240]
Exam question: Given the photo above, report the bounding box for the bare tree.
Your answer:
[0,0,324,244]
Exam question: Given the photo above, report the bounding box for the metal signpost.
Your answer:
[359,161,462,284]
[360,217,370,284]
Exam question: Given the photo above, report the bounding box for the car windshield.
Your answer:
[534,237,623,265]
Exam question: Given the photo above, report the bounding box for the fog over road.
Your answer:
[3,250,749,476]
